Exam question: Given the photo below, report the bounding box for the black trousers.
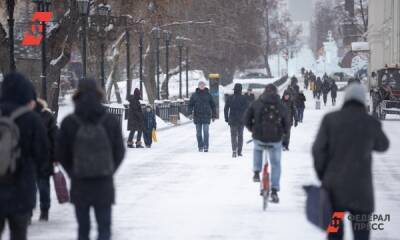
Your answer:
[143,129,153,146]
[230,125,244,154]
[37,176,51,211]
[0,213,30,240]
[128,130,142,144]
[75,205,112,240]
[283,126,292,148]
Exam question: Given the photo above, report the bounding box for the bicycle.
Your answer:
[260,147,271,211]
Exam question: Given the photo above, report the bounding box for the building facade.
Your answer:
[368,0,400,84]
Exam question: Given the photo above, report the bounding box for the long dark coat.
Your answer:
[188,88,217,124]
[57,92,125,206]
[0,73,49,216]
[224,93,249,126]
[127,95,145,131]
[312,101,389,213]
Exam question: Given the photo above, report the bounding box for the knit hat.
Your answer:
[264,84,277,94]
[233,83,242,94]
[1,72,36,105]
[344,83,367,106]
[198,81,206,87]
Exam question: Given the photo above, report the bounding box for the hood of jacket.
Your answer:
[0,72,36,106]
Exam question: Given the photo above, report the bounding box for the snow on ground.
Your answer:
[26,82,399,240]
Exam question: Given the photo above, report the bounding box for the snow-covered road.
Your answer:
[27,89,399,240]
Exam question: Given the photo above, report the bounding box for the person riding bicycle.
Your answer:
[244,84,289,203]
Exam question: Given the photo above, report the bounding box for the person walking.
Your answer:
[34,98,58,222]
[57,79,125,240]
[188,81,217,152]
[245,84,289,203]
[143,105,157,148]
[127,88,145,148]
[331,81,338,106]
[312,83,389,240]
[281,91,298,151]
[322,79,331,106]
[316,77,323,99]
[244,88,256,104]
[0,72,48,240]
[296,91,306,123]
[224,83,249,158]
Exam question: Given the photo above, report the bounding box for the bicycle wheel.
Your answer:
[262,189,269,211]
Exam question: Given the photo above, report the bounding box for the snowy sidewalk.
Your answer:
[27,90,399,240]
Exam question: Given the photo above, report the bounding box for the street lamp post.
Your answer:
[152,28,161,100]
[185,46,189,98]
[96,4,110,90]
[176,37,184,99]
[33,0,51,100]
[6,0,16,72]
[77,0,90,81]
[138,26,144,99]
[163,31,172,99]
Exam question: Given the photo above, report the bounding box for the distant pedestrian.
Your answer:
[0,72,48,240]
[127,88,145,148]
[34,98,58,222]
[224,83,249,158]
[331,81,338,106]
[244,88,256,104]
[188,81,217,152]
[296,91,306,123]
[313,83,389,240]
[281,90,298,151]
[322,79,331,106]
[57,79,125,240]
[245,84,289,203]
[316,77,323,99]
[143,105,157,148]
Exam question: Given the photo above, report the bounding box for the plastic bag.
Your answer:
[53,165,70,204]
[152,129,158,142]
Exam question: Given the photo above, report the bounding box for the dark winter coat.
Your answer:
[35,100,58,176]
[57,86,125,206]
[322,80,331,95]
[127,95,145,131]
[316,79,323,93]
[312,101,389,213]
[244,92,289,143]
[244,93,256,104]
[0,73,49,216]
[282,95,298,126]
[188,88,217,124]
[331,83,338,98]
[296,93,306,109]
[224,93,249,126]
[143,109,157,131]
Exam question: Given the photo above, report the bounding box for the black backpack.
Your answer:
[259,103,282,140]
[72,114,114,178]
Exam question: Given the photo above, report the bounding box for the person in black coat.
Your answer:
[331,81,338,106]
[188,81,217,152]
[244,84,289,202]
[143,105,157,148]
[281,91,298,151]
[0,72,48,240]
[322,79,331,106]
[244,88,256,104]
[34,99,58,221]
[296,91,306,123]
[312,83,389,240]
[224,83,249,158]
[57,79,125,240]
[316,77,323,99]
[127,88,145,148]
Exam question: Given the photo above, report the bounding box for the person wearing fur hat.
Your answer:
[0,72,49,240]
[34,98,58,221]
[224,83,249,158]
[188,81,217,152]
[313,82,389,240]
[127,88,145,148]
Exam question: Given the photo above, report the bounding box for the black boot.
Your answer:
[271,189,280,203]
[39,209,49,221]
[127,142,134,148]
[136,142,144,148]
[253,171,260,182]
[232,151,237,158]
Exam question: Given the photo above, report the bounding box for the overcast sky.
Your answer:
[288,0,314,21]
